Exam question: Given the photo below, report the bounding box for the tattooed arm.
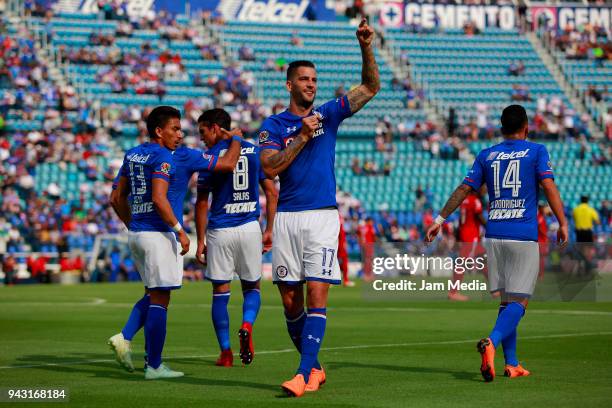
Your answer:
[439,184,472,219]
[260,134,309,179]
[425,184,472,242]
[260,115,319,179]
[346,18,380,115]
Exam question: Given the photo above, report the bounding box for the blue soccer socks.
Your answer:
[490,302,525,349]
[285,309,307,352]
[242,289,261,326]
[498,305,519,366]
[212,291,231,351]
[121,294,150,341]
[296,308,327,383]
[144,304,167,369]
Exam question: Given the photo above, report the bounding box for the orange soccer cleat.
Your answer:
[305,367,326,392]
[477,337,496,382]
[281,374,307,397]
[238,323,254,365]
[504,364,530,378]
[215,349,233,367]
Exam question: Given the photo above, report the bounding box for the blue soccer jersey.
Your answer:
[258,95,352,212]
[120,142,176,232]
[168,146,218,226]
[197,139,264,229]
[115,145,217,230]
[462,139,554,241]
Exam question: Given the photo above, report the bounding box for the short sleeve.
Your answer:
[536,145,554,181]
[112,165,123,190]
[152,151,175,182]
[315,95,352,126]
[258,119,283,151]
[119,158,129,178]
[197,171,212,193]
[256,147,267,181]
[463,151,485,190]
[189,147,218,172]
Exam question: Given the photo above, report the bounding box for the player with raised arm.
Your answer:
[108,106,242,377]
[426,105,568,382]
[258,18,380,396]
[194,109,278,367]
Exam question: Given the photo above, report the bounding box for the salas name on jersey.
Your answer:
[198,139,263,229]
[463,140,554,241]
[258,95,352,212]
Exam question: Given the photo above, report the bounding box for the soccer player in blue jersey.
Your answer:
[258,19,380,396]
[108,106,242,379]
[426,105,568,382]
[194,108,278,367]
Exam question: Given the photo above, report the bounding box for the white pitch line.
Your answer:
[1,331,611,371]
[2,300,612,317]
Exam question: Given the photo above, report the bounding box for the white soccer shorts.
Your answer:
[128,231,183,290]
[205,220,262,283]
[272,208,341,285]
[484,238,540,297]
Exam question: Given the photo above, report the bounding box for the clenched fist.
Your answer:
[356,18,375,47]
[300,113,320,139]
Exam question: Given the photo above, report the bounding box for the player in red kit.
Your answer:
[358,217,377,281]
[338,214,354,287]
[537,202,549,279]
[450,191,486,301]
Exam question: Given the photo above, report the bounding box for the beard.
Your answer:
[291,87,315,110]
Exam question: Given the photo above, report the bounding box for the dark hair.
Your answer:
[581,195,589,203]
[197,108,231,131]
[287,60,316,81]
[500,104,528,135]
[146,106,181,139]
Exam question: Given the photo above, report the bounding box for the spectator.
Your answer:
[2,254,17,285]
[600,200,611,228]
[290,31,303,47]
[351,158,362,175]
[508,60,525,76]
[238,44,255,61]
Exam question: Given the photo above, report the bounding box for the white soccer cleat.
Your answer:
[108,333,134,372]
[144,364,184,380]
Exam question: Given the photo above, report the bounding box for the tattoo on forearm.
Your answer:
[264,135,309,171]
[441,185,471,218]
[347,45,379,114]
[360,45,379,92]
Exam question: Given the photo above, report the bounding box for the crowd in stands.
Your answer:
[541,21,611,139]
[549,23,610,64]
[1,5,611,285]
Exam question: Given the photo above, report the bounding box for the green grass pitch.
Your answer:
[1,281,611,407]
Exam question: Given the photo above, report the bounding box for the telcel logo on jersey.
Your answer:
[223,202,257,214]
[495,149,530,160]
[237,0,309,23]
[219,147,256,156]
[126,153,150,163]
